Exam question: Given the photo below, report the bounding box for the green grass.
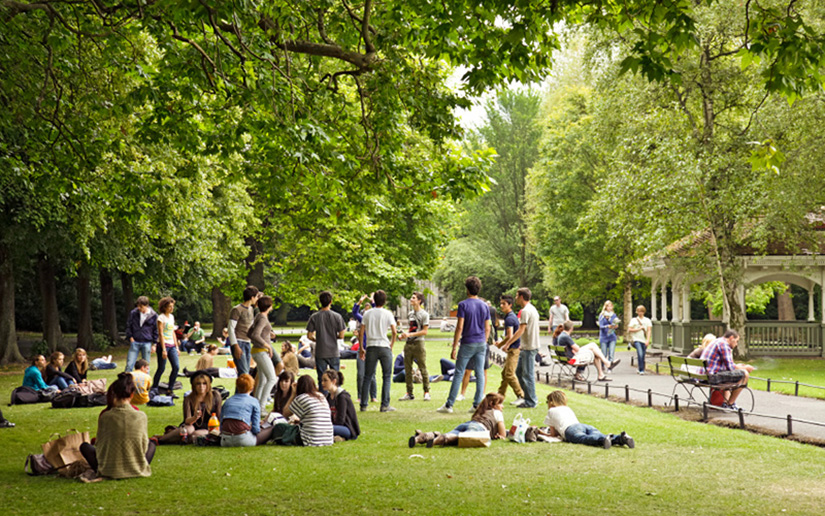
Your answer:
[743,357,825,399]
[2,343,825,515]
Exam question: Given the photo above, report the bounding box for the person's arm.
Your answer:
[248,316,267,350]
[498,323,514,350]
[390,322,397,349]
[451,317,464,360]
[251,399,261,435]
[158,319,168,358]
[495,419,507,440]
[501,324,527,350]
[484,318,491,345]
[402,323,429,340]
[352,302,363,323]
[564,307,571,323]
[125,311,135,342]
[358,322,367,360]
[627,317,641,332]
[281,390,298,418]
[151,315,159,351]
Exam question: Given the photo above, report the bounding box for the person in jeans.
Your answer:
[700,330,753,409]
[495,295,524,405]
[153,297,180,396]
[598,300,620,368]
[124,296,158,373]
[398,291,431,402]
[543,390,635,449]
[626,305,653,375]
[228,286,260,376]
[352,296,377,404]
[248,295,282,412]
[359,289,397,412]
[437,276,490,413]
[220,374,270,447]
[306,290,347,385]
[499,288,539,408]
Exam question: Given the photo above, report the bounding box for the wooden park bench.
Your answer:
[549,344,591,381]
[667,356,754,412]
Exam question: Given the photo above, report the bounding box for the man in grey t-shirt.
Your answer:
[398,292,431,402]
[228,286,260,376]
[549,296,570,333]
[306,290,346,385]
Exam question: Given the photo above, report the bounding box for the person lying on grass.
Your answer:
[409,392,506,448]
[542,390,634,449]
[152,371,221,445]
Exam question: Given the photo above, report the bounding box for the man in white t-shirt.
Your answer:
[548,296,570,333]
[499,287,539,408]
[626,305,653,375]
[358,290,397,412]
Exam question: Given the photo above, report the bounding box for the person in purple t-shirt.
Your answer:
[437,276,491,413]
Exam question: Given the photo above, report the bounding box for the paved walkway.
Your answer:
[495,339,825,443]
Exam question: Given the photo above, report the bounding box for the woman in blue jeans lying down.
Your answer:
[394,358,474,384]
[542,390,635,449]
[408,392,505,447]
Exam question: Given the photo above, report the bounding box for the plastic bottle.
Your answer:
[180,425,188,444]
[208,412,220,433]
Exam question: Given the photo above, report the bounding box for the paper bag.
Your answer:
[458,430,491,448]
[42,429,90,469]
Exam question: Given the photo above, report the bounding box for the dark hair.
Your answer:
[500,295,514,307]
[30,354,44,366]
[471,392,504,421]
[281,341,294,353]
[242,286,259,302]
[48,351,63,367]
[107,372,136,408]
[134,359,149,370]
[319,291,333,308]
[517,287,532,301]
[296,375,324,401]
[553,324,564,339]
[412,291,425,305]
[465,276,481,296]
[258,295,273,312]
[723,329,740,339]
[205,344,218,353]
[273,371,296,413]
[373,290,387,307]
[158,296,175,314]
[323,368,344,386]
[136,296,150,307]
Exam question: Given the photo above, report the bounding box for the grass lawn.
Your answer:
[743,357,825,400]
[2,342,825,515]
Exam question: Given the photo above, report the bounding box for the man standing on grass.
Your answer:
[437,276,491,413]
[307,290,347,385]
[125,296,158,373]
[398,292,431,402]
[499,288,540,408]
[359,290,397,412]
[495,294,525,406]
[228,286,260,376]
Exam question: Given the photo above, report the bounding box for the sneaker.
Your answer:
[637,370,645,375]
[468,407,476,413]
[408,435,417,448]
[431,375,444,383]
[0,420,14,428]
[423,392,431,401]
[610,359,621,370]
[436,404,453,414]
[620,431,635,449]
[726,403,740,411]
[380,406,396,412]
[456,394,465,401]
[510,397,525,406]
[603,436,612,449]
[333,436,345,443]
[399,393,414,401]
[360,406,368,412]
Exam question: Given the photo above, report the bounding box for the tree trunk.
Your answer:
[76,264,94,350]
[622,278,633,342]
[37,254,64,352]
[0,243,24,364]
[581,305,597,329]
[100,269,119,343]
[245,236,265,290]
[210,286,232,339]
[121,272,134,329]
[273,300,291,326]
[777,284,795,321]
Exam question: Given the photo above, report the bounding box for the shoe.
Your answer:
[574,373,585,382]
[620,431,635,449]
[610,359,621,370]
[0,420,14,428]
[333,436,345,443]
[637,370,645,375]
[603,436,612,449]
[597,376,612,382]
[371,398,379,403]
[436,404,454,414]
[409,435,417,448]
[431,375,444,383]
[468,407,477,413]
[510,397,525,406]
[456,394,465,401]
[423,392,431,401]
[725,403,740,411]
[360,406,368,412]
[426,437,435,448]
[399,393,414,401]
[380,406,396,412]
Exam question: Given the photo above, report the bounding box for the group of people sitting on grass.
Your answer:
[21,349,116,395]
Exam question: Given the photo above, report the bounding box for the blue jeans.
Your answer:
[601,336,617,363]
[633,341,647,372]
[333,425,354,440]
[234,340,252,376]
[316,357,341,386]
[564,423,608,447]
[361,347,392,409]
[221,431,256,447]
[446,342,486,408]
[446,420,486,436]
[153,346,180,391]
[356,354,377,401]
[516,348,537,408]
[49,376,74,390]
[126,341,152,372]
[92,359,117,370]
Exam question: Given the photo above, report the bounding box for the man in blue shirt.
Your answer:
[496,295,525,405]
[437,276,491,413]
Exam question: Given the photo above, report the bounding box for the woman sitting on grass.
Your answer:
[542,390,634,449]
[45,351,77,390]
[321,369,360,442]
[80,373,155,480]
[272,370,296,415]
[65,348,89,384]
[219,374,274,446]
[182,345,220,377]
[282,375,333,447]
[281,341,299,376]
[409,392,506,448]
[152,371,221,445]
[23,355,58,392]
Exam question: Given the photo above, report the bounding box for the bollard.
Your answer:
[571,377,576,389]
[795,381,799,396]
[738,408,745,429]
[767,378,771,392]
[647,389,652,407]
[703,402,708,421]
[625,385,630,402]
[787,414,793,436]
[537,371,541,382]
[587,382,592,394]
[605,383,609,399]
[655,363,659,375]
[674,394,679,412]
[546,372,550,384]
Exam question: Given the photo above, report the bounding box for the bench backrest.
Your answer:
[668,356,709,383]
[549,345,571,365]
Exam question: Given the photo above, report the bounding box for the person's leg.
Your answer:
[51,376,69,390]
[607,337,617,364]
[125,341,140,372]
[393,370,406,383]
[403,342,415,395]
[80,442,98,471]
[360,349,379,409]
[316,357,330,386]
[471,343,486,408]
[415,342,430,395]
[167,346,180,390]
[515,352,525,392]
[333,425,353,440]
[145,440,157,464]
[502,349,524,398]
[460,368,472,396]
[378,348,393,409]
[140,342,152,364]
[600,339,608,360]
[634,341,646,372]
[256,426,275,445]
[252,351,276,411]
[520,349,537,407]
[445,344,475,408]
[356,354,365,401]
[242,341,252,376]
[440,358,454,376]
[154,350,168,387]
[565,423,606,447]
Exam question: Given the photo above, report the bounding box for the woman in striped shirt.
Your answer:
[284,375,333,447]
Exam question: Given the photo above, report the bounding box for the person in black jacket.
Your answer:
[46,352,77,390]
[65,348,89,384]
[321,369,360,442]
[125,296,159,372]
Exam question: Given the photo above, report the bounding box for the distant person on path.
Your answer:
[398,291,431,402]
[153,297,181,396]
[495,295,525,406]
[124,296,158,373]
[549,296,571,331]
[543,390,634,449]
[437,276,491,413]
[249,295,282,412]
[598,300,620,368]
[359,290,398,412]
[498,288,540,408]
[228,286,260,376]
[559,321,616,382]
[307,290,347,384]
[626,305,653,375]
[700,330,753,409]
[352,294,377,404]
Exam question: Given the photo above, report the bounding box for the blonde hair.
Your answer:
[600,300,614,317]
[701,333,716,349]
[546,390,568,408]
[71,348,89,375]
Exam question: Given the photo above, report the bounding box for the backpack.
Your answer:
[24,454,55,476]
[51,390,83,409]
[10,386,42,406]
[213,386,230,400]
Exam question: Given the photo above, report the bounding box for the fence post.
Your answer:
[795,381,800,396]
[702,402,708,421]
[738,408,745,429]
[545,372,550,384]
[647,389,653,407]
[674,394,679,412]
[537,371,541,382]
[625,385,629,402]
[605,383,609,399]
[587,382,592,394]
[767,378,771,392]
[787,414,793,436]
[655,363,659,375]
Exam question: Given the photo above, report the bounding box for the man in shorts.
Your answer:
[700,330,752,409]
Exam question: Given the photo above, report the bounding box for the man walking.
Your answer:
[398,292,431,402]
[125,296,158,372]
[307,290,347,384]
[437,276,491,413]
[228,286,260,376]
[359,290,397,412]
[500,288,540,408]
[549,296,571,332]
[495,294,525,405]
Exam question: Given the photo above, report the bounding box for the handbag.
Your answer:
[41,429,90,469]
[75,378,108,395]
[507,413,530,443]
[24,454,55,476]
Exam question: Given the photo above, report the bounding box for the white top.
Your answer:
[628,316,652,343]
[519,303,540,351]
[362,307,396,348]
[544,406,579,439]
[549,304,569,328]
[492,409,504,423]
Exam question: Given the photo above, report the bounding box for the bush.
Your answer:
[92,333,114,351]
[29,339,50,358]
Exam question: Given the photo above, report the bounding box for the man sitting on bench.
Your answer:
[699,330,753,410]
[558,321,618,382]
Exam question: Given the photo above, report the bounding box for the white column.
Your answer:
[821,269,825,323]
[651,282,658,321]
[682,285,691,322]
[661,282,668,322]
[671,280,682,323]
[808,287,815,322]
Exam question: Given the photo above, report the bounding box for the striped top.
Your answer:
[289,393,334,447]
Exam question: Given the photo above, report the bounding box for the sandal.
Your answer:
[597,376,612,382]
[574,373,585,382]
